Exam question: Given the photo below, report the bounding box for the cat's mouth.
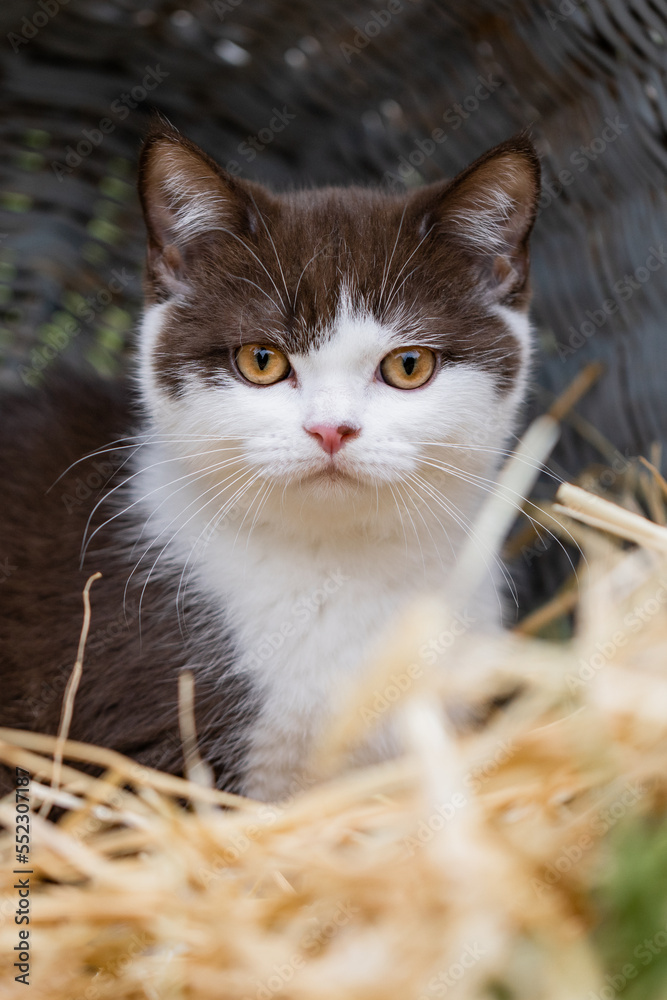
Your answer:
[302,464,355,485]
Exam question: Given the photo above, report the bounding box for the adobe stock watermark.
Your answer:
[595,450,633,490]
[211,0,244,20]
[51,66,170,181]
[545,0,586,30]
[420,612,478,664]
[360,609,476,725]
[417,942,487,998]
[556,244,667,360]
[383,75,502,190]
[518,450,632,567]
[175,490,269,563]
[518,529,556,567]
[250,900,360,999]
[0,557,17,584]
[588,921,667,1000]
[18,267,133,386]
[531,781,645,897]
[339,0,419,63]
[60,456,121,515]
[21,596,141,725]
[538,116,629,212]
[224,106,296,175]
[566,580,667,692]
[196,774,316,883]
[56,932,150,1000]
[402,739,516,856]
[519,452,631,563]
[7,0,69,52]
[244,568,350,670]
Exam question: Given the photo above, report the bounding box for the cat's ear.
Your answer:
[138,121,256,297]
[415,134,541,306]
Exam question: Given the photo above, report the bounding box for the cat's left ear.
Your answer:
[414,134,541,307]
[138,120,258,298]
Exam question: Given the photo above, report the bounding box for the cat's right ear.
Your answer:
[412,133,541,308]
[138,122,255,298]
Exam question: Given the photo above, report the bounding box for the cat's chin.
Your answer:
[298,466,360,495]
[285,464,380,513]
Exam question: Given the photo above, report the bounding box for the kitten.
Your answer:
[0,126,540,801]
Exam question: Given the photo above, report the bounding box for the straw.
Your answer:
[2,447,667,1000]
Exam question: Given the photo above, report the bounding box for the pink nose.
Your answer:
[305,423,360,455]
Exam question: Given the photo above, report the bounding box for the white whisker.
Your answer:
[408,469,516,612]
[392,478,427,575]
[379,202,408,308]
[48,432,254,490]
[175,471,266,627]
[382,222,435,316]
[386,481,410,560]
[294,243,331,308]
[208,225,288,312]
[248,194,291,309]
[81,446,244,561]
[417,458,585,581]
[129,465,258,631]
[395,473,454,567]
[414,440,567,488]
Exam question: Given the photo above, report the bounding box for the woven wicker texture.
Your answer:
[1,0,666,607]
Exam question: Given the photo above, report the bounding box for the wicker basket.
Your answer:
[1,0,666,610]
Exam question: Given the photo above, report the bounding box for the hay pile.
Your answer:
[2,428,667,1000]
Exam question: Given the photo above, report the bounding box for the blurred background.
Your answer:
[1,0,666,617]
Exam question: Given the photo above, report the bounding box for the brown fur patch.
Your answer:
[0,375,255,795]
[138,127,540,396]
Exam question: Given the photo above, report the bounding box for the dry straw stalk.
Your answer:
[2,425,667,1000]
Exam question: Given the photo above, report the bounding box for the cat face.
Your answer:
[137,126,540,534]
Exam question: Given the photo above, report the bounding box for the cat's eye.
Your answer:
[380,347,436,390]
[235,344,291,385]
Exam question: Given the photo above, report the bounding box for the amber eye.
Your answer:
[380,347,436,389]
[235,344,291,385]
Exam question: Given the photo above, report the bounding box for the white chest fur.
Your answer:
[215,529,447,801]
[131,447,487,801]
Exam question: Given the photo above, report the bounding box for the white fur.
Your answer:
[448,162,530,254]
[132,292,529,800]
[449,188,516,253]
[159,153,229,241]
